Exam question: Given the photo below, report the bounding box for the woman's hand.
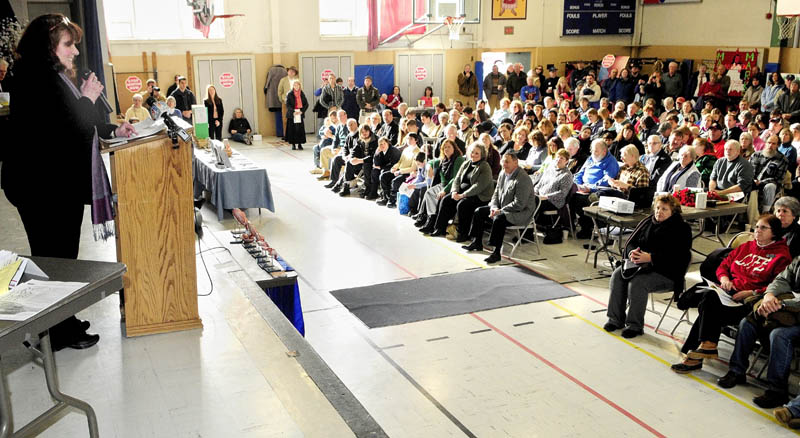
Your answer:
[231,129,238,134]
[437,191,446,200]
[80,73,104,103]
[538,195,548,200]
[115,122,137,138]
[732,290,754,302]
[452,193,463,201]
[719,276,734,291]
[629,248,651,264]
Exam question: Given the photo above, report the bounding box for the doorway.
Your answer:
[299,53,354,134]
[194,55,259,137]
[396,53,444,107]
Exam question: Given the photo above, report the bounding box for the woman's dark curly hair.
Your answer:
[15,14,83,73]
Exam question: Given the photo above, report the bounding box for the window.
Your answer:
[104,0,225,40]
[319,0,369,37]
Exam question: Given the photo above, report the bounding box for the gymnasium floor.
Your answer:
[1,137,799,437]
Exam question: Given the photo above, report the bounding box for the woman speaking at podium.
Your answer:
[0,14,135,351]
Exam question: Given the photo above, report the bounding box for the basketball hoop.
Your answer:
[778,14,799,40]
[444,16,465,41]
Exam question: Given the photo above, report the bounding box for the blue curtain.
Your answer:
[354,64,394,96]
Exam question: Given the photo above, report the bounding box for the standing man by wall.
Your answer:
[458,63,478,105]
[277,66,298,140]
[483,64,506,113]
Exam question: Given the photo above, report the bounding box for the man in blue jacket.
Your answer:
[571,139,621,238]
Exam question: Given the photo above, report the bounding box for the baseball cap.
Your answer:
[548,66,558,72]
[709,121,723,130]
[676,97,686,104]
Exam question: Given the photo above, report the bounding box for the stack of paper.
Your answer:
[0,251,49,294]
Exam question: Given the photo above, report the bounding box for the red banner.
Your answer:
[714,49,759,97]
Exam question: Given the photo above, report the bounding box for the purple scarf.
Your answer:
[59,73,115,241]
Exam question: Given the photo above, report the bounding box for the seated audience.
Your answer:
[417,139,465,230]
[327,119,360,190]
[491,98,512,126]
[476,132,502,179]
[708,140,754,197]
[377,110,399,146]
[371,137,401,202]
[532,149,575,244]
[499,127,531,160]
[693,137,717,187]
[641,135,673,187]
[434,124,466,157]
[426,143,495,240]
[463,152,536,264]
[164,96,182,118]
[572,139,621,238]
[228,108,253,144]
[774,196,800,257]
[604,145,650,200]
[565,137,588,173]
[751,135,789,212]
[672,214,791,374]
[779,127,798,178]
[605,194,692,338]
[656,145,702,192]
[125,93,150,123]
[379,133,422,208]
[523,130,548,172]
[341,124,378,198]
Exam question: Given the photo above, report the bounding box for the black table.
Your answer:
[583,202,748,268]
[0,257,125,438]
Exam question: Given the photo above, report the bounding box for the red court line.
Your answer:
[470,313,667,438]
[273,186,419,279]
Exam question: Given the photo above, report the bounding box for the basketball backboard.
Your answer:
[412,0,481,24]
[777,0,800,16]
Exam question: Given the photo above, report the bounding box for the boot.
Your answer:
[414,213,428,227]
[376,196,388,206]
[339,185,350,197]
[324,180,337,189]
[331,183,343,193]
[419,215,437,234]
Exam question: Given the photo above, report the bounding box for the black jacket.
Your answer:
[204,97,224,122]
[228,118,251,134]
[356,86,380,110]
[352,135,378,160]
[624,213,692,294]
[285,91,309,119]
[780,221,800,259]
[644,148,673,188]
[2,62,116,206]
[342,87,360,120]
[374,146,401,171]
[377,121,399,146]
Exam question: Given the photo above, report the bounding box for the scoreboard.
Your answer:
[562,0,636,36]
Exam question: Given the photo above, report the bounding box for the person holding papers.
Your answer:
[1,14,135,351]
[672,214,791,374]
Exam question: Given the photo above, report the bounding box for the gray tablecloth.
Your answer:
[193,148,275,220]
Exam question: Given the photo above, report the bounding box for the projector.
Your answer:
[599,196,635,214]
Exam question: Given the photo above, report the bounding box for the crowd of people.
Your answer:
[296,58,800,429]
[124,74,255,144]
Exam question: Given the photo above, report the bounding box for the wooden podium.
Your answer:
[102,133,202,337]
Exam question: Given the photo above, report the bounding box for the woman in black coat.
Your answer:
[1,14,135,350]
[285,80,309,150]
[204,84,224,140]
[604,194,692,338]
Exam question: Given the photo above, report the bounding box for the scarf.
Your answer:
[441,155,456,182]
[59,72,115,241]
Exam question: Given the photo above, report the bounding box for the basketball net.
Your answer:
[444,16,465,41]
[778,14,798,40]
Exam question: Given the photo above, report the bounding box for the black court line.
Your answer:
[465,266,483,271]
[529,258,548,262]
[358,332,479,438]
[512,321,534,327]
[553,314,574,319]
[561,254,578,258]
[591,308,608,313]
[303,306,343,314]
[470,329,492,334]
[430,271,449,276]
[426,336,450,342]
[380,344,405,350]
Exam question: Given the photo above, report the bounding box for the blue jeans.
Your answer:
[230,133,247,143]
[729,318,800,394]
[313,144,321,168]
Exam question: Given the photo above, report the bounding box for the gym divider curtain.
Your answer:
[368,0,427,51]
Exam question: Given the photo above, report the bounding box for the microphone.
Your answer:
[162,112,190,148]
[80,69,114,114]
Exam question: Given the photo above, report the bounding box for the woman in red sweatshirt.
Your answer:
[672,213,791,374]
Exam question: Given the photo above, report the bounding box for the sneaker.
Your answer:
[717,371,746,389]
[603,322,622,332]
[754,391,789,409]
[621,328,643,339]
[310,168,324,175]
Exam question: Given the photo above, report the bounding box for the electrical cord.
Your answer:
[196,234,214,297]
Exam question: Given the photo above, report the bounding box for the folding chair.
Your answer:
[535,183,578,240]
[506,217,539,258]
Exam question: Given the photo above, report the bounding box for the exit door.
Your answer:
[299,53,354,134]
[397,53,444,107]
[195,56,258,137]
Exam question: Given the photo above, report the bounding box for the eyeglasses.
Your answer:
[49,16,71,32]
[754,225,771,231]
